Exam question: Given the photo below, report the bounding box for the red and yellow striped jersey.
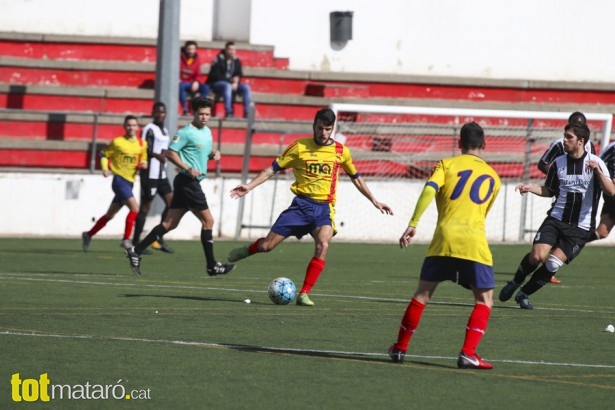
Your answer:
[100,136,148,182]
[274,137,358,205]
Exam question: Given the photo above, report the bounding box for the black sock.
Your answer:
[520,264,552,296]
[135,224,168,254]
[133,210,148,243]
[202,229,216,269]
[157,208,169,244]
[513,253,538,284]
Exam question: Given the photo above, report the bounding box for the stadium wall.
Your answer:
[3,172,614,245]
[2,0,615,83]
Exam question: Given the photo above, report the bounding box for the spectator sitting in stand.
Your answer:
[179,40,210,116]
[206,41,252,118]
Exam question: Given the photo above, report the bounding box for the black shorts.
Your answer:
[170,173,209,211]
[533,216,593,263]
[140,177,173,201]
[601,195,615,219]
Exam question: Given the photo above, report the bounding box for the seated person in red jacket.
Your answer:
[206,41,252,118]
[179,41,210,115]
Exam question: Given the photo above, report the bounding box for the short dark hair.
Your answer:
[459,121,485,149]
[184,40,197,49]
[152,101,166,112]
[191,96,213,112]
[314,108,336,126]
[124,115,138,125]
[225,41,235,48]
[565,122,590,144]
[568,111,586,125]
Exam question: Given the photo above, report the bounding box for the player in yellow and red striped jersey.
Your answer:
[81,115,148,252]
[227,108,393,306]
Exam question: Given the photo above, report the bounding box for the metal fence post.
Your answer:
[89,113,99,173]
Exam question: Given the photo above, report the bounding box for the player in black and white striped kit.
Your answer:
[499,123,615,309]
[595,140,615,239]
[133,102,175,254]
[536,112,593,284]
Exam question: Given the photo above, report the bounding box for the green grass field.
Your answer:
[0,238,614,409]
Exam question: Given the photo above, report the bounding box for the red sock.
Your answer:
[88,215,110,237]
[299,257,326,294]
[248,238,264,255]
[461,303,491,356]
[124,211,137,240]
[395,298,426,351]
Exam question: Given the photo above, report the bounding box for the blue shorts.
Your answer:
[271,196,335,239]
[111,175,135,203]
[420,256,495,290]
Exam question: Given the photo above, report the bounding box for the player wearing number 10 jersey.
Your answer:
[388,121,501,369]
[423,145,501,265]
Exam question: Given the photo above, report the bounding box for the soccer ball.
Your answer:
[268,277,296,305]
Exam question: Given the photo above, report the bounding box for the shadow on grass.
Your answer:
[223,342,388,363]
[122,293,254,304]
[19,270,124,276]
[221,343,455,368]
[1,248,122,256]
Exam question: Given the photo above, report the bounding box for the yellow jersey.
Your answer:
[425,154,501,265]
[274,137,358,205]
[100,136,147,183]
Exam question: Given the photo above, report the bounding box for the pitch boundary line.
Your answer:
[1,274,615,314]
[1,330,615,369]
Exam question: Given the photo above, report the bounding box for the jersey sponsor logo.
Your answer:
[306,161,333,176]
[121,155,138,165]
[172,135,180,142]
[557,174,590,189]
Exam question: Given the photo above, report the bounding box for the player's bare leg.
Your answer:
[228,231,286,262]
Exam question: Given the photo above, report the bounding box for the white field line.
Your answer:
[1,330,615,369]
[1,274,615,314]
[0,274,615,369]
[1,275,615,369]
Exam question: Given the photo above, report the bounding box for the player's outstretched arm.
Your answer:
[515,183,551,197]
[351,176,393,215]
[230,166,276,199]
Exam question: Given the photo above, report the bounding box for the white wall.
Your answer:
[250,0,615,82]
[2,172,613,246]
[3,0,615,82]
[1,0,214,41]
[213,0,251,41]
